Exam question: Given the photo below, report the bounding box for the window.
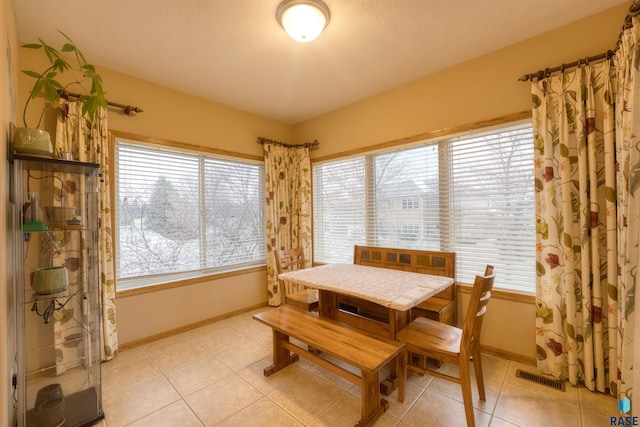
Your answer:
[115,139,265,291]
[402,198,419,209]
[401,223,421,240]
[313,122,535,293]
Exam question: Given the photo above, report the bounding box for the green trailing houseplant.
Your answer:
[14,30,107,156]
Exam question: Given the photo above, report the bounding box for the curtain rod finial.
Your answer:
[123,106,143,115]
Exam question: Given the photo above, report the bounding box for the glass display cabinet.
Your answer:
[13,154,104,427]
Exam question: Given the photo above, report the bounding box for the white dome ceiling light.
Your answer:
[276,0,331,43]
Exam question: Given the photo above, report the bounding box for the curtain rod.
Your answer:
[518,0,640,82]
[58,89,143,115]
[256,136,319,149]
[518,51,615,82]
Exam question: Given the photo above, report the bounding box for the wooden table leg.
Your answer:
[380,309,409,395]
[318,289,336,318]
[263,329,299,376]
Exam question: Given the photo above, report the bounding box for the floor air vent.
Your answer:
[515,369,566,391]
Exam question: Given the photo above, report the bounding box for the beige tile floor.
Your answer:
[95,307,617,427]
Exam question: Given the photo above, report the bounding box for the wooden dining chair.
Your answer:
[274,248,319,312]
[397,265,495,427]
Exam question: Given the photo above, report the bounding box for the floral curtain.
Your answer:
[264,143,312,306]
[615,16,640,405]
[532,16,640,400]
[54,100,118,364]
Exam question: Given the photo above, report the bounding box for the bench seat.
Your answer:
[253,306,404,427]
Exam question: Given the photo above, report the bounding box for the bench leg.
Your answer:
[357,370,386,427]
[263,330,299,376]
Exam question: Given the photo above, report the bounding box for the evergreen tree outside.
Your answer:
[146,176,198,242]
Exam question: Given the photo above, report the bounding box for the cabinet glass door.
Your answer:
[14,155,104,427]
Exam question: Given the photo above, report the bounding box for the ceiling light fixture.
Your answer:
[276,0,331,43]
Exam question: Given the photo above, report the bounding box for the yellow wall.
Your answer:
[6,3,630,365]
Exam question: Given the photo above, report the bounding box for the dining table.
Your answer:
[278,262,455,394]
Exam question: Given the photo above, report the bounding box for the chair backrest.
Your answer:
[460,265,495,354]
[274,248,307,304]
[274,248,306,275]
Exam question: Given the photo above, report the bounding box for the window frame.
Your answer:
[111,131,266,295]
[310,116,535,295]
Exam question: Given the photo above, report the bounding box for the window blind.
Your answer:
[313,122,535,293]
[312,156,367,262]
[115,140,265,291]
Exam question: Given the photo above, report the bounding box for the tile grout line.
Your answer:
[486,360,513,426]
[128,344,187,427]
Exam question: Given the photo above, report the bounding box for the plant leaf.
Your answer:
[42,80,61,103]
[21,70,42,78]
[57,30,86,63]
[52,58,70,73]
[21,29,107,125]
[30,79,44,98]
[40,39,59,63]
[61,43,75,53]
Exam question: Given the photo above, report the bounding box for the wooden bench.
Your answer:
[353,245,456,325]
[253,306,404,427]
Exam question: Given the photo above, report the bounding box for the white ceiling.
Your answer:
[13,0,629,125]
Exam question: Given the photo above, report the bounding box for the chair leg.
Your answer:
[472,345,486,401]
[459,357,475,427]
